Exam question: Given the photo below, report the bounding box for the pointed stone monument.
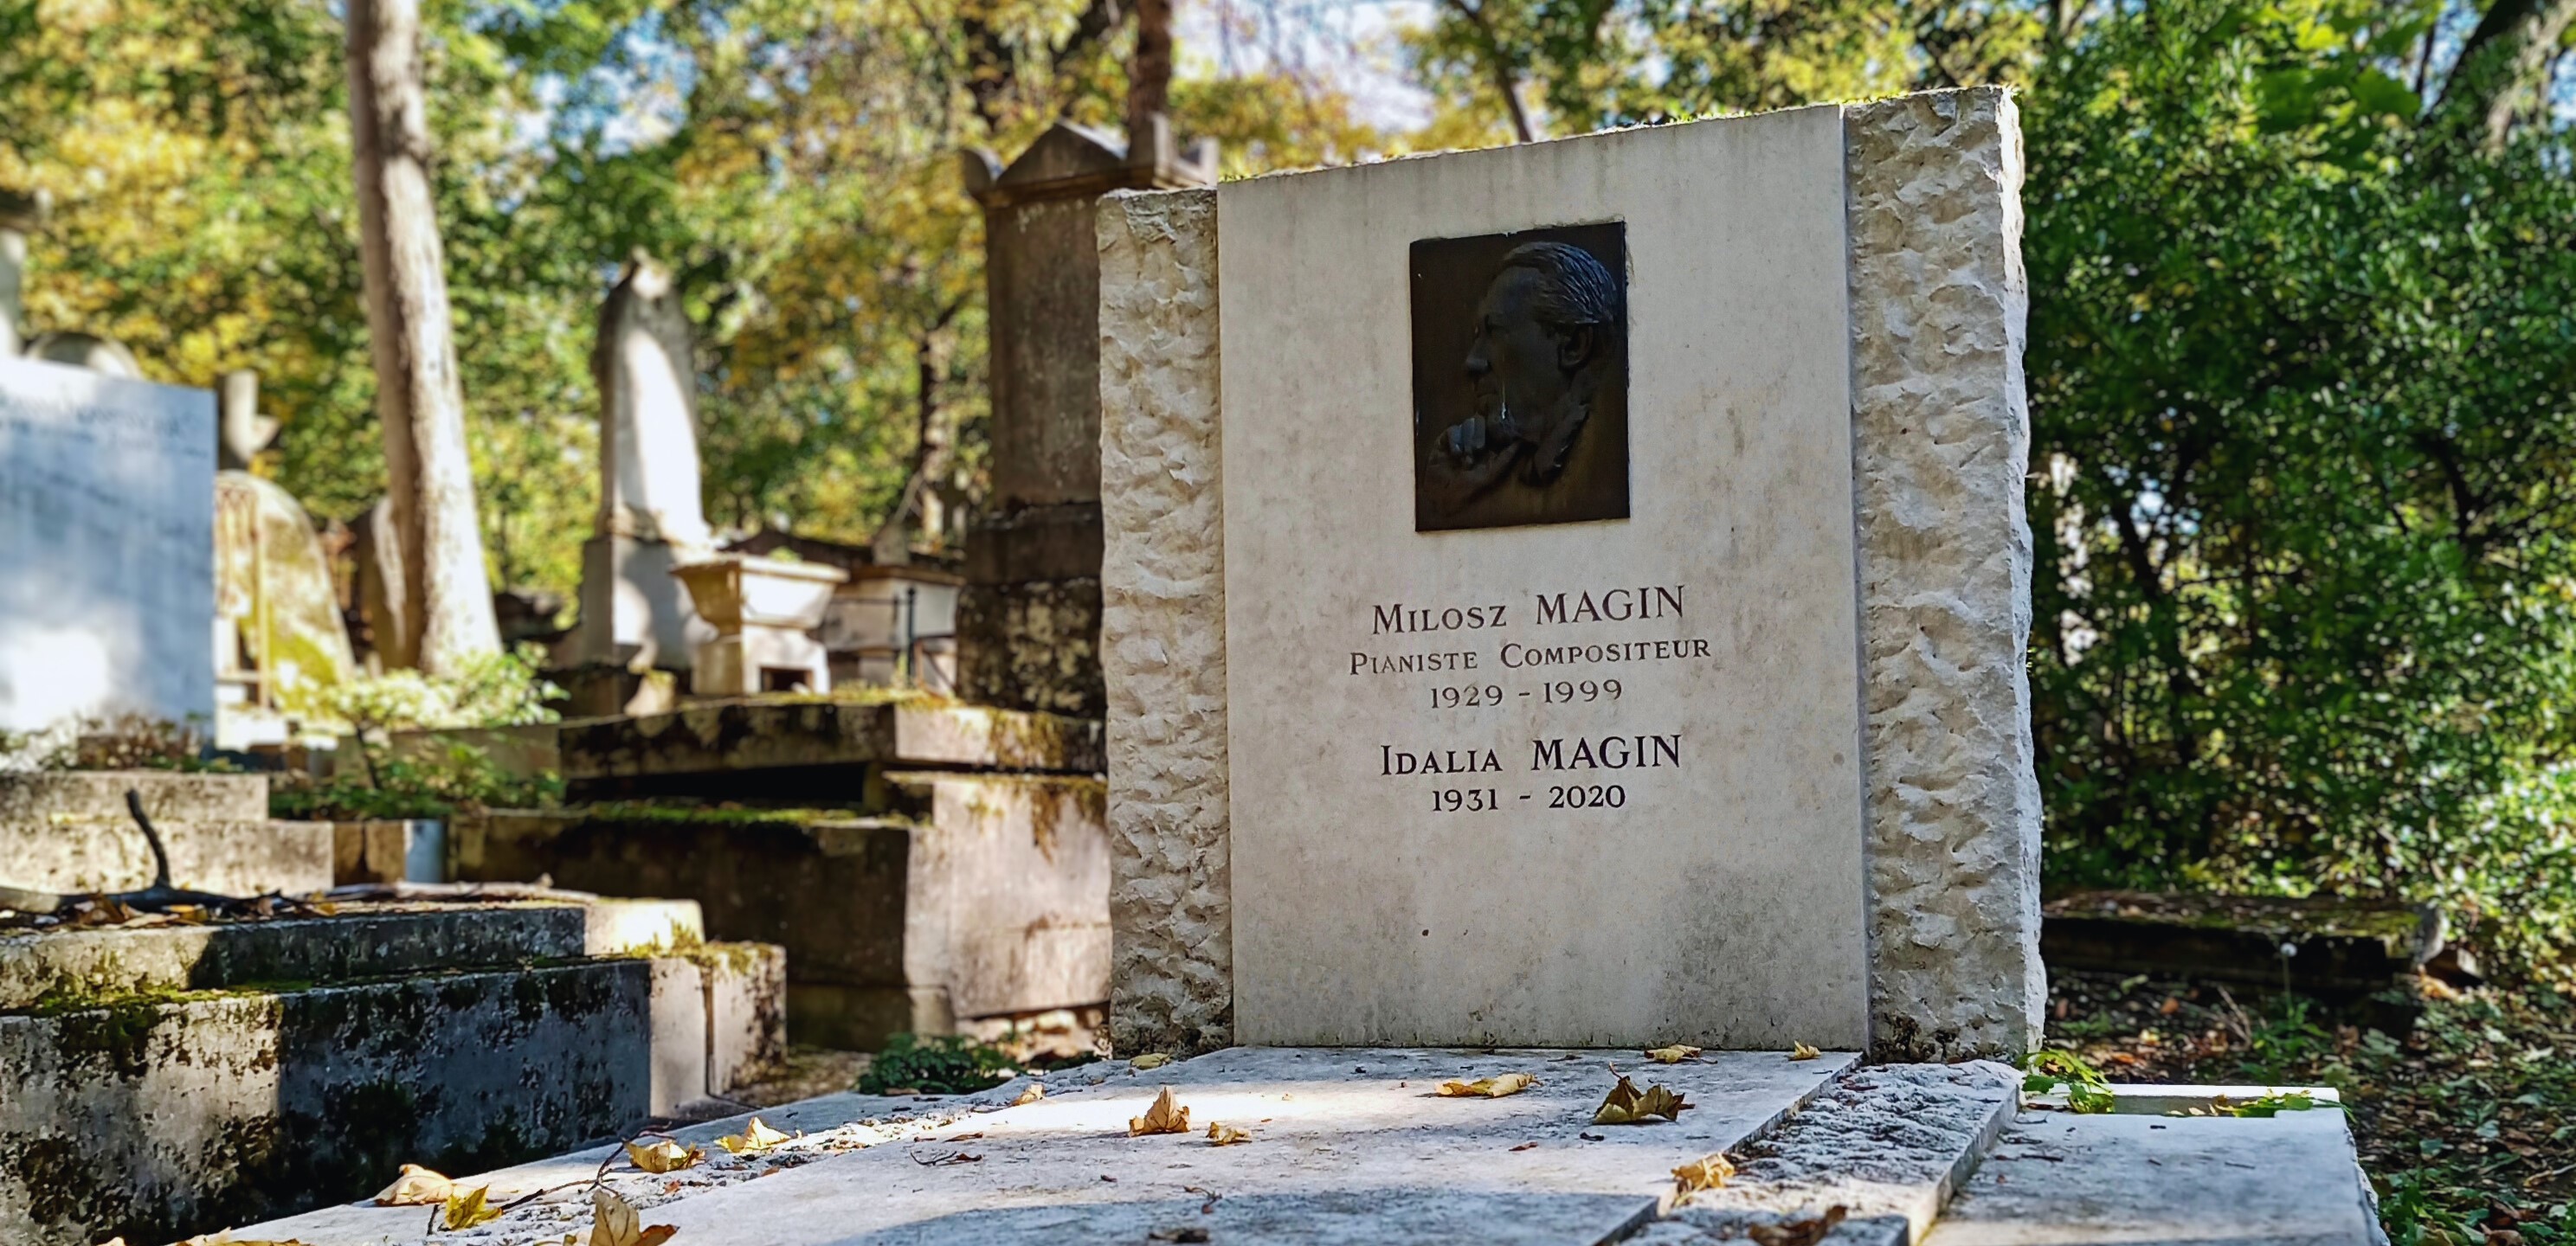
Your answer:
[574,253,714,675]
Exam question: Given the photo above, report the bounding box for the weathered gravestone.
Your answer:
[1099,88,2043,1061]
[956,119,1214,718]
[574,253,715,675]
[0,356,216,734]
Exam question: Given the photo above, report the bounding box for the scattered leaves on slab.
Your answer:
[1131,1053,1174,1070]
[1645,1044,1702,1063]
[442,1185,506,1230]
[1436,1073,1539,1098]
[1013,1082,1046,1106]
[1748,1204,1846,1246]
[370,1163,454,1205]
[1789,1043,1821,1061]
[583,1189,678,1246]
[1592,1076,1691,1125]
[1671,1153,1736,1194]
[1130,1086,1192,1135]
[716,1117,790,1156]
[1205,1121,1253,1146]
[626,1138,705,1173]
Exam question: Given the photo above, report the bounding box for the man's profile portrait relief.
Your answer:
[1412,222,1629,532]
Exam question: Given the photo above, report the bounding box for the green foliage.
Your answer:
[324,645,563,735]
[2023,0,2576,965]
[269,742,564,821]
[855,1031,1018,1095]
[2019,1048,2116,1113]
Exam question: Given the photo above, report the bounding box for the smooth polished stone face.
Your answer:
[1216,105,1868,1049]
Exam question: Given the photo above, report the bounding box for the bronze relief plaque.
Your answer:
[1411,222,1630,532]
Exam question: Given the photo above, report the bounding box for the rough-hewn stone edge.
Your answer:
[1845,87,2045,1063]
[1096,187,1232,1056]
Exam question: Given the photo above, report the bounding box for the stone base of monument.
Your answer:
[0,769,331,897]
[0,902,786,1246]
[454,768,1108,1051]
[229,1048,2380,1246]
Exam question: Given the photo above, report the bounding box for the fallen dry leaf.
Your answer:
[717,1117,790,1156]
[1130,1086,1192,1136]
[370,1163,455,1205]
[1205,1121,1253,1146]
[587,1189,679,1246]
[1789,1043,1821,1061]
[626,1138,705,1174]
[1645,1045,1703,1063]
[1671,1153,1736,1194]
[1437,1073,1539,1098]
[1013,1082,1046,1107]
[1593,1076,1691,1125]
[1748,1204,1847,1246]
[1131,1053,1174,1070]
[443,1185,506,1230]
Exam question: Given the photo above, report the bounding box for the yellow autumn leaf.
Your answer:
[1130,1053,1173,1070]
[1205,1121,1253,1146]
[588,1189,679,1246]
[1789,1043,1821,1061]
[370,1163,455,1205]
[443,1185,506,1230]
[1129,1086,1192,1136]
[626,1138,705,1173]
[1592,1075,1692,1125]
[1012,1082,1046,1107]
[716,1117,789,1156]
[1645,1044,1702,1063]
[1436,1073,1539,1098]
[1671,1152,1735,1194]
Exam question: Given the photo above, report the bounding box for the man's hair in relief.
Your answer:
[1497,241,1620,338]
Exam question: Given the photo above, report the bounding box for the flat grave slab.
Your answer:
[245,1047,1857,1246]
[1922,1100,2380,1246]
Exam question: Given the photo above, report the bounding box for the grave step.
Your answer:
[558,698,1102,802]
[0,769,268,824]
[454,771,1108,1050]
[0,817,332,896]
[0,920,787,1245]
[0,903,589,1010]
[1,960,654,1246]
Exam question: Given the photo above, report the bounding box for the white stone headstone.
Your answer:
[1098,89,2043,1060]
[0,356,216,733]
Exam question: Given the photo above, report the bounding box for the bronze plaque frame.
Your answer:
[1410,222,1630,532]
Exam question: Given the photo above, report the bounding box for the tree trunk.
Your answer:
[1126,0,1174,145]
[345,0,500,675]
[2431,0,2576,151]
